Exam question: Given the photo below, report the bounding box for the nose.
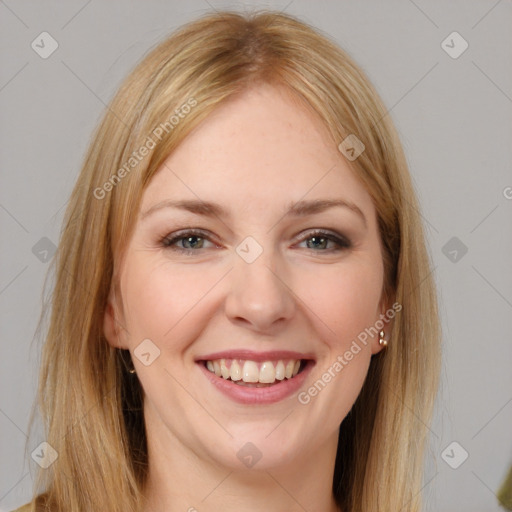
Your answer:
[224,248,296,334]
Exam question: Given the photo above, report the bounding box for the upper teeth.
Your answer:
[205,359,302,384]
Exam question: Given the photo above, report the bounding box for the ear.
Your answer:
[103,285,129,349]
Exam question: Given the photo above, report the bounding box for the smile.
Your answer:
[205,358,303,386]
[196,350,315,404]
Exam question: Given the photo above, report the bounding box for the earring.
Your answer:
[120,350,136,374]
[379,330,388,347]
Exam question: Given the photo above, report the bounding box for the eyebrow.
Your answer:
[141,198,367,226]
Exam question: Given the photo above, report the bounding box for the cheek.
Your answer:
[120,256,222,346]
[120,245,384,356]
[295,258,384,348]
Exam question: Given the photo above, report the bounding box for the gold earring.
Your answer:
[126,353,136,374]
[379,330,388,347]
[119,348,137,373]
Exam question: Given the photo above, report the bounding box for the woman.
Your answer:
[17,10,441,512]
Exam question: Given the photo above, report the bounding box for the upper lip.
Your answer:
[195,349,316,362]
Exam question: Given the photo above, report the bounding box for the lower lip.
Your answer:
[197,361,314,405]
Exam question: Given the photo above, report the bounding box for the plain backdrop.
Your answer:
[1,1,511,511]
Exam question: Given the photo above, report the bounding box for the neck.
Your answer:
[142,414,342,512]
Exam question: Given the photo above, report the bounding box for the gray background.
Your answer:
[1,1,511,510]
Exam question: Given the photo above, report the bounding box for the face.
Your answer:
[104,83,387,472]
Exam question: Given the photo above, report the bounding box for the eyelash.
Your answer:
[160,228,352,254]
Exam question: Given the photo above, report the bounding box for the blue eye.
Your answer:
[297,230,351,251]
[160,229,351,254]
[161,229,215,253]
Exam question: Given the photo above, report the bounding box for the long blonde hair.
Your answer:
[29,10,441,512]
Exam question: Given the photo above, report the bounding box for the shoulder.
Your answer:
[12,494,49,512]
[12,505,32,512]
[12,495,50,512]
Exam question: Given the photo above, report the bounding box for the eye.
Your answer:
[161,229,217,253]
[296,230,351,252]
[160,228,351,255]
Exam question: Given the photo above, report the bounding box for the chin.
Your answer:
[204,424,309,471]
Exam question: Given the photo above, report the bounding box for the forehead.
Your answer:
[141,83,374,218]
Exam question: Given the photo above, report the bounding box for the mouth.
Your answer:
[195,350,315,404]
[201,358,309,386]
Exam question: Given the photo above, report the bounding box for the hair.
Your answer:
[27,9,441,512]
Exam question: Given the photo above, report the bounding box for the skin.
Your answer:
[104,82,388,512]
